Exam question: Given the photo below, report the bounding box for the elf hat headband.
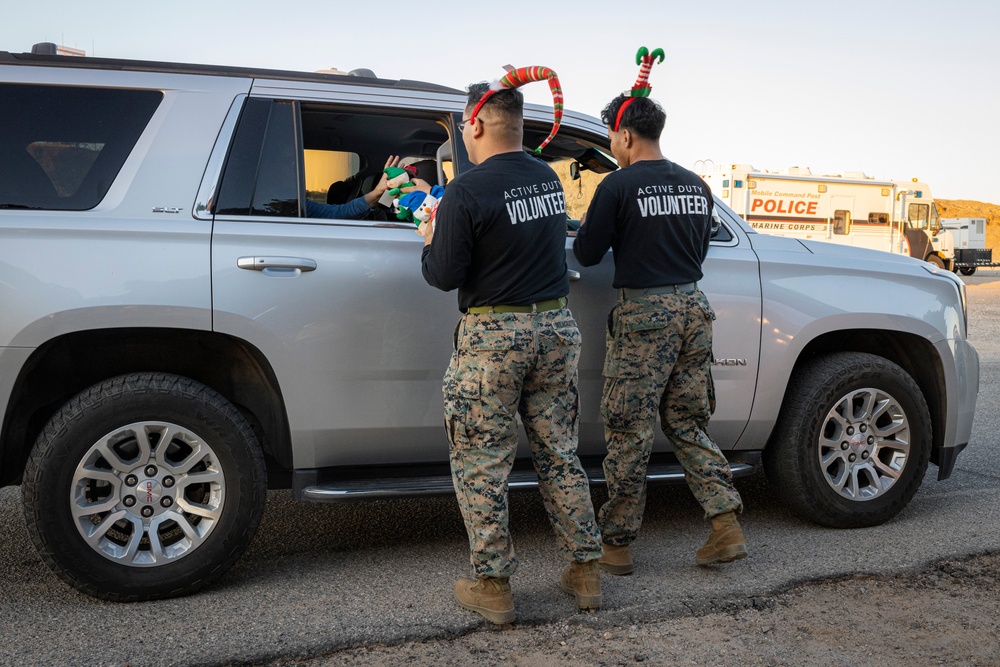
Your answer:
[613,47,665,132]
[468,65,564,155]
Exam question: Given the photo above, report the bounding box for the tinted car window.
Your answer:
[0,83,162,211]
[252,101,299,217]
[215,99,300,217]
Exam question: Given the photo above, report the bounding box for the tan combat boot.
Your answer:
[597,543,634,576]
[454,577,515,624]
[560,560,602,611]
[696,511,748,565]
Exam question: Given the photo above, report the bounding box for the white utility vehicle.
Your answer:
[697,163,954,269]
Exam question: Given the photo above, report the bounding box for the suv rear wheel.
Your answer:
[764,352,931,528]
[22,373,266,600]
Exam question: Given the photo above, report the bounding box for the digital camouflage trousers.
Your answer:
[442,308,603,579]
[599,290,743,546]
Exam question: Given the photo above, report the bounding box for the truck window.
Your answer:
[217,100,452,222]
[908,203,930,230]
[0,83,162,211]
[929,203,941,233]
[547,156,608,224]
[833,209,852,235]
[215,99,300,217]
[216,103,620,229]
[253,102,300,217]
[520,126,616,233]
[299,105,450,222]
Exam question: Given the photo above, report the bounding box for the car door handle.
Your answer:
[237,256,317,272]
[567,269,581,281]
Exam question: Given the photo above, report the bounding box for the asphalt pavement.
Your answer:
[1,271,999,667]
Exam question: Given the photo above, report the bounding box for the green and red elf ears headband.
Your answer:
[613,47,665,132]
[468,65,564,155]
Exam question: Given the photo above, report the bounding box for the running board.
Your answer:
[300,460,757,503]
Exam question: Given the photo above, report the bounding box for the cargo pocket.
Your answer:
[552,321,582,347]
[467,328,520,353]
[600,376,657,433]
[695,293,717,324]
[442,366,482,449]
[622,308,670,333]
[603,308,669,379]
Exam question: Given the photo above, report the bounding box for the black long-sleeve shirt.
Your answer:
[422,151,570,312]
[573,159,714,288]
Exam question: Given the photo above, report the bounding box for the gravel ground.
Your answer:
[270,552,1000,667]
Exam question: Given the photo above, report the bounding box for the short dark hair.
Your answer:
[467,82,523,136]
[601,95,665,141]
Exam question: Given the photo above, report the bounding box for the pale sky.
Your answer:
[5,0,998,204]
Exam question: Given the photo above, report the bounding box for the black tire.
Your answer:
[763,353,931,528]
[960,267,977,276]
[22,373,266,601]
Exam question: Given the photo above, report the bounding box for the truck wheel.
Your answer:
[22,373,267,601]
[960,267,977,276]
[763,352,931,528]
[925,254,945,269]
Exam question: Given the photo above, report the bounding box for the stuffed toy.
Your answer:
[394,185,445,236]
[377,164,419,207]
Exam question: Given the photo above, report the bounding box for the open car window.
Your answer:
[300,105,451,222]
[215,98,451,222]
[522,122,617,231]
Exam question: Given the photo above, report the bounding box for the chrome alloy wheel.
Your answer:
[818,387,910,501]
[70,421,225,566]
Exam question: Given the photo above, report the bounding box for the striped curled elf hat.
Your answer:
[613,47,665,132]
[468,65,564,155]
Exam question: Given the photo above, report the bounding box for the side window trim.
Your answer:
[293,100,306,217]
[194,94,247,220]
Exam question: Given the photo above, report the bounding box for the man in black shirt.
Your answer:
[422,77,603,624]
[573,91,747,576]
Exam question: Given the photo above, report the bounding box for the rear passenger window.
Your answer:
[215,99,300,217]
[214,101,622,230]
[216,99,452,222]
[0,83,162,211]
[299,105,450,222]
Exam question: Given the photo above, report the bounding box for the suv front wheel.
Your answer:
[22,373,266,601]
[764,352,932,528]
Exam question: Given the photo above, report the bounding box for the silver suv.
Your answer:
[0,48,979,601]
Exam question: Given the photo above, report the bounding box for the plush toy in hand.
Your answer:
[395,185,445,235]
[378,165,419,207]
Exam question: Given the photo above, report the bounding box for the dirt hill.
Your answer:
[937,199,1000,249]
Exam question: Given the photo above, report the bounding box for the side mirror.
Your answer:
[569,161,581,181]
